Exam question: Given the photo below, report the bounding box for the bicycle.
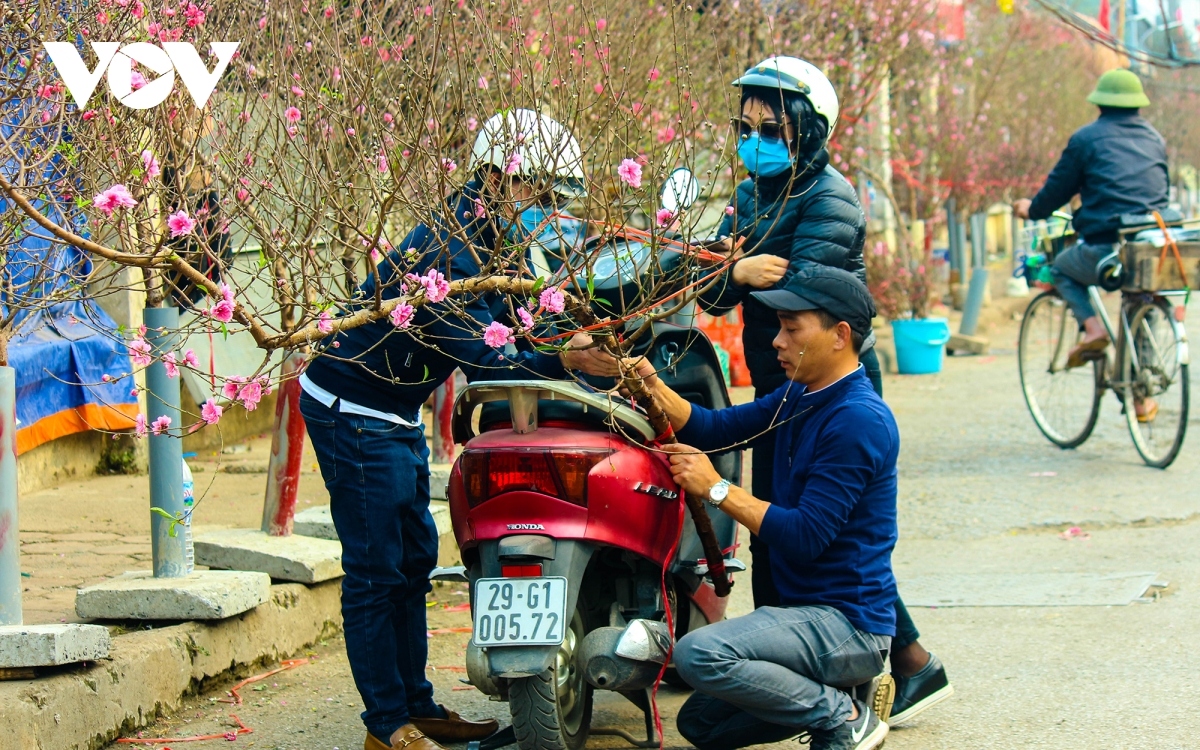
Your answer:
[1018,214,1193,469]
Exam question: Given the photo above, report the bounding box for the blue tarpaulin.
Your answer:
[2,89,138,453]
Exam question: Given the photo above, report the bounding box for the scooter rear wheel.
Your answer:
[509,608,593,750]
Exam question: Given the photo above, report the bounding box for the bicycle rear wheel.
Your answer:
[1122,299,1189,468]
[1018,290,1103,448]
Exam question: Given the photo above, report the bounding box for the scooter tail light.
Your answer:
[461,452,490,508]
[501,564,543,577]
[548,450,613,507]
[459,449,613,508]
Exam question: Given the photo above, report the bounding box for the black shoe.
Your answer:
[807,700,887,750]
[889,652,954,726]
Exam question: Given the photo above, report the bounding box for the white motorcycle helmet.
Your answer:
[733,57,840,142]
[470,109,586,198]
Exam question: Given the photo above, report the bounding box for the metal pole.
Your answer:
[145,306,187,578]
[262,353,306,536]
[0,366,21,625]
[945,200,959,278]
[960,213,990,337]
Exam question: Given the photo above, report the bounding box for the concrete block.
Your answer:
[1,580,342,749]
[294,500,452,541]
[430,465,451,500]
[0,624,111,668]
[193,529,343,583]
[75,570,270,620]
[948,333,990,355]
[294,504,336,540]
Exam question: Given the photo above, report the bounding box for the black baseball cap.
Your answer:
[750,266,876,337]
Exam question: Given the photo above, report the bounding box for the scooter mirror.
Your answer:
[660,167,699,215]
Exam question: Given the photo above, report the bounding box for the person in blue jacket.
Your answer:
[698,56,950,724]
[300,110,619,750]
[640,267,894,750]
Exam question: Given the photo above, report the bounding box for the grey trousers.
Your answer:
[673,605,888,740]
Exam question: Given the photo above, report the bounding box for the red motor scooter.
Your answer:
[438,171,746,750]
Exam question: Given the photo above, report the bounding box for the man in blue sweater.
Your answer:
[637,266,896,750]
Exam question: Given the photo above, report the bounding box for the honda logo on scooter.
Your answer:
[42,41,239,110]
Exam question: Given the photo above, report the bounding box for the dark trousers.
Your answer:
[300,393,441,740]
[1050,241,1117,321]
[745,346,920,650]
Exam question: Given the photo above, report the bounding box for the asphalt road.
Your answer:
[109,316,1200,750]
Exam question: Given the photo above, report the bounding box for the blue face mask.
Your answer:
[737,132,793,178]
[506,204,553,244]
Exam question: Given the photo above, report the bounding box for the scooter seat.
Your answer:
[477,398,621,434]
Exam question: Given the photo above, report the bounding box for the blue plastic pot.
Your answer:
[891,317,951,375]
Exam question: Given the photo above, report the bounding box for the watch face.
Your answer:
[709,481,730,503]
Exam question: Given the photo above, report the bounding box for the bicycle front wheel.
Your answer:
[1018,290,1103,448]
[1122,299,1189,468]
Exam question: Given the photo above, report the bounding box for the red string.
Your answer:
[218,658,309,706]
[116,714,253,744]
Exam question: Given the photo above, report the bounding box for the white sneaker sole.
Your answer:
[887,682,955,726]
[855,720,889,750]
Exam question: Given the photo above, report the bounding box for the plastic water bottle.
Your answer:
[182,458,195,574]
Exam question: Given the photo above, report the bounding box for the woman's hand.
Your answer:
[559,333,622,377]
[732,254,789,288]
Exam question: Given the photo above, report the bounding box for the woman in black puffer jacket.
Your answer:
[697,58,951,719]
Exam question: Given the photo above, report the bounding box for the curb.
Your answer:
[0,580,342,750]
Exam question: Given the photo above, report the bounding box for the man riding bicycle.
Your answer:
[1014,69,1169,419]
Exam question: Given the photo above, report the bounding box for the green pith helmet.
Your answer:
[1087,69,1150,108]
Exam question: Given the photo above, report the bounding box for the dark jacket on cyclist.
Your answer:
[1028,108,1169,244]
[699,148,867,391]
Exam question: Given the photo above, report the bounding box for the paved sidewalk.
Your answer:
[105,313,1200,749]
[16,434,330,624]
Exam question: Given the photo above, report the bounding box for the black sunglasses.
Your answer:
[731,117,790,144]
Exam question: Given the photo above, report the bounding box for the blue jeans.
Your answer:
[300,393,441,740]
[674,605,887,741]
[1051,242,1116,321]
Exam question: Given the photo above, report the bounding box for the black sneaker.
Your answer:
[807,700,887,750]
[889,652,954,726]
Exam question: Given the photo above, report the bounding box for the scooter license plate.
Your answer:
[471,577,568,647]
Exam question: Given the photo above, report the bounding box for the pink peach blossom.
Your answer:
[163,352,179,378]
[539,287,565,314]
[128,338,152,367]
[201,398,223,425]
[167,210,196,237]
[285,106,302,123]
[483,321,514,348]
[617,159,642,189]
[238,380,263,411]
[93,184,137,217]
[317,311,333,334]
[151,415,172,436]
[390,303,415,329]
[135,413,148,438]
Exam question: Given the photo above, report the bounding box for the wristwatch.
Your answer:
[706,479,732,508]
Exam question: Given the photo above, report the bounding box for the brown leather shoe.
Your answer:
[411,705,500,742]
[365,725,447,750]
